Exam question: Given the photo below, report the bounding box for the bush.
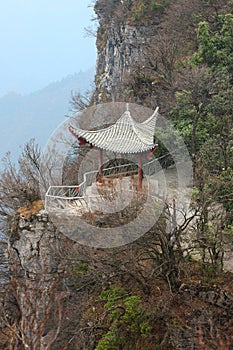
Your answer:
[151,0,170,11]
[0,139,42,233]
[95,285,152,349]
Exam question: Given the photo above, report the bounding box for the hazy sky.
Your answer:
[0,0,97,97]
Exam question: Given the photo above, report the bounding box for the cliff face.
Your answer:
[4,209,109,350]
[93,0,207,109]
[94,22,157,102]
[4,210,67,350]
[93,0,162,106]
[6,211,233,350]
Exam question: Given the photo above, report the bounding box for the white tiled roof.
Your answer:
[69,107,158,154]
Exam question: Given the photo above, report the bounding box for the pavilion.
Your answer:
[68,106,159,189]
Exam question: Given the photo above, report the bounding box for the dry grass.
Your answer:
[17,200,44,220]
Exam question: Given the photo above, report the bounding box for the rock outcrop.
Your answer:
[94,22,156,102]
[5,210,68,350]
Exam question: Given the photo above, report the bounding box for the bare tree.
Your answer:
[68,89,94,114]
[0,140,42,233]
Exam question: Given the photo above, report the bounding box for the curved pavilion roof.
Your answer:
[69,107,159,154]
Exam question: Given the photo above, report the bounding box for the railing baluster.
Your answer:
[45,158,166,212]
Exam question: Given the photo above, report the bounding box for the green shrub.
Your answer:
[73,262,88,275]
[95,285,152,349]
[151,0,170,11]
[95,329,119,350]
[133,10,140,20]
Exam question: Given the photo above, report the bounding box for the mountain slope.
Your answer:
[0,68,94,162]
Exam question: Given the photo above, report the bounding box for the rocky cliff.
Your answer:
[94,22,156,102]
[2,207,100,350]
[93,0,211,111]
[3,209,66,349]
[4,210,233,349]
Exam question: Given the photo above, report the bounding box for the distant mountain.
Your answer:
[0,68,95,163]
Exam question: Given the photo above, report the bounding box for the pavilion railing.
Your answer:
[45,191,88,212]
[143,159,159,176]
[45,158,160,212]
[102,163,138,178]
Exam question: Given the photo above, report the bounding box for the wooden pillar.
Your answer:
[138,153,143,190]
[98,148,103,182]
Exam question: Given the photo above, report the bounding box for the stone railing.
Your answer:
[45,158,159,213]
